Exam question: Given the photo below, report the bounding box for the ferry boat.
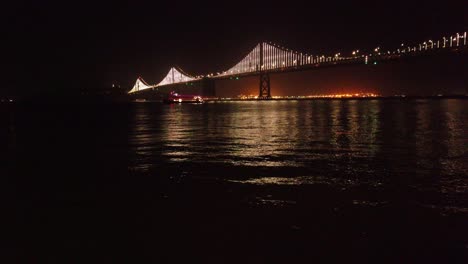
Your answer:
[163,91,204,104]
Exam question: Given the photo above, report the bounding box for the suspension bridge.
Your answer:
[128,31,467,98]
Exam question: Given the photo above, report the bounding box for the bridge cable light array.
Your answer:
[129,67,198,93]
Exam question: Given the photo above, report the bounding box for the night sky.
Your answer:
[2,0,467,97]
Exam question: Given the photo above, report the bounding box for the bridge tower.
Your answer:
[258,42,271,99]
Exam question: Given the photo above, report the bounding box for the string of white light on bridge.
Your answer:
[128,67,197,93]
[129,31,467,94]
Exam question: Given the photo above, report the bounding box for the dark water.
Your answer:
[2,99,468,263]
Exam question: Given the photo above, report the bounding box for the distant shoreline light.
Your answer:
[235,93,380,99]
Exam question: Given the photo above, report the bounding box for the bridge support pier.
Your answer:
[201,78,216,97]
[259,72,271,99]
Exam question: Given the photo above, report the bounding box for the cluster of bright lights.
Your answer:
[234,93,380,99]
[301,93,380,98]
[237,94,259,99]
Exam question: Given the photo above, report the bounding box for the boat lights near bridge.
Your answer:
[0,97,15,103]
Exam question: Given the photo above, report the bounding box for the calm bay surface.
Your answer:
[2,99,468,263]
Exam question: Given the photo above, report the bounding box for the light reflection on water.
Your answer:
[130,100,390,168]
[227,175,384,188]
[128,99,468,211]
[4,98,468,260]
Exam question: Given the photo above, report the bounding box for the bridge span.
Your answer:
[129,31,467,99]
